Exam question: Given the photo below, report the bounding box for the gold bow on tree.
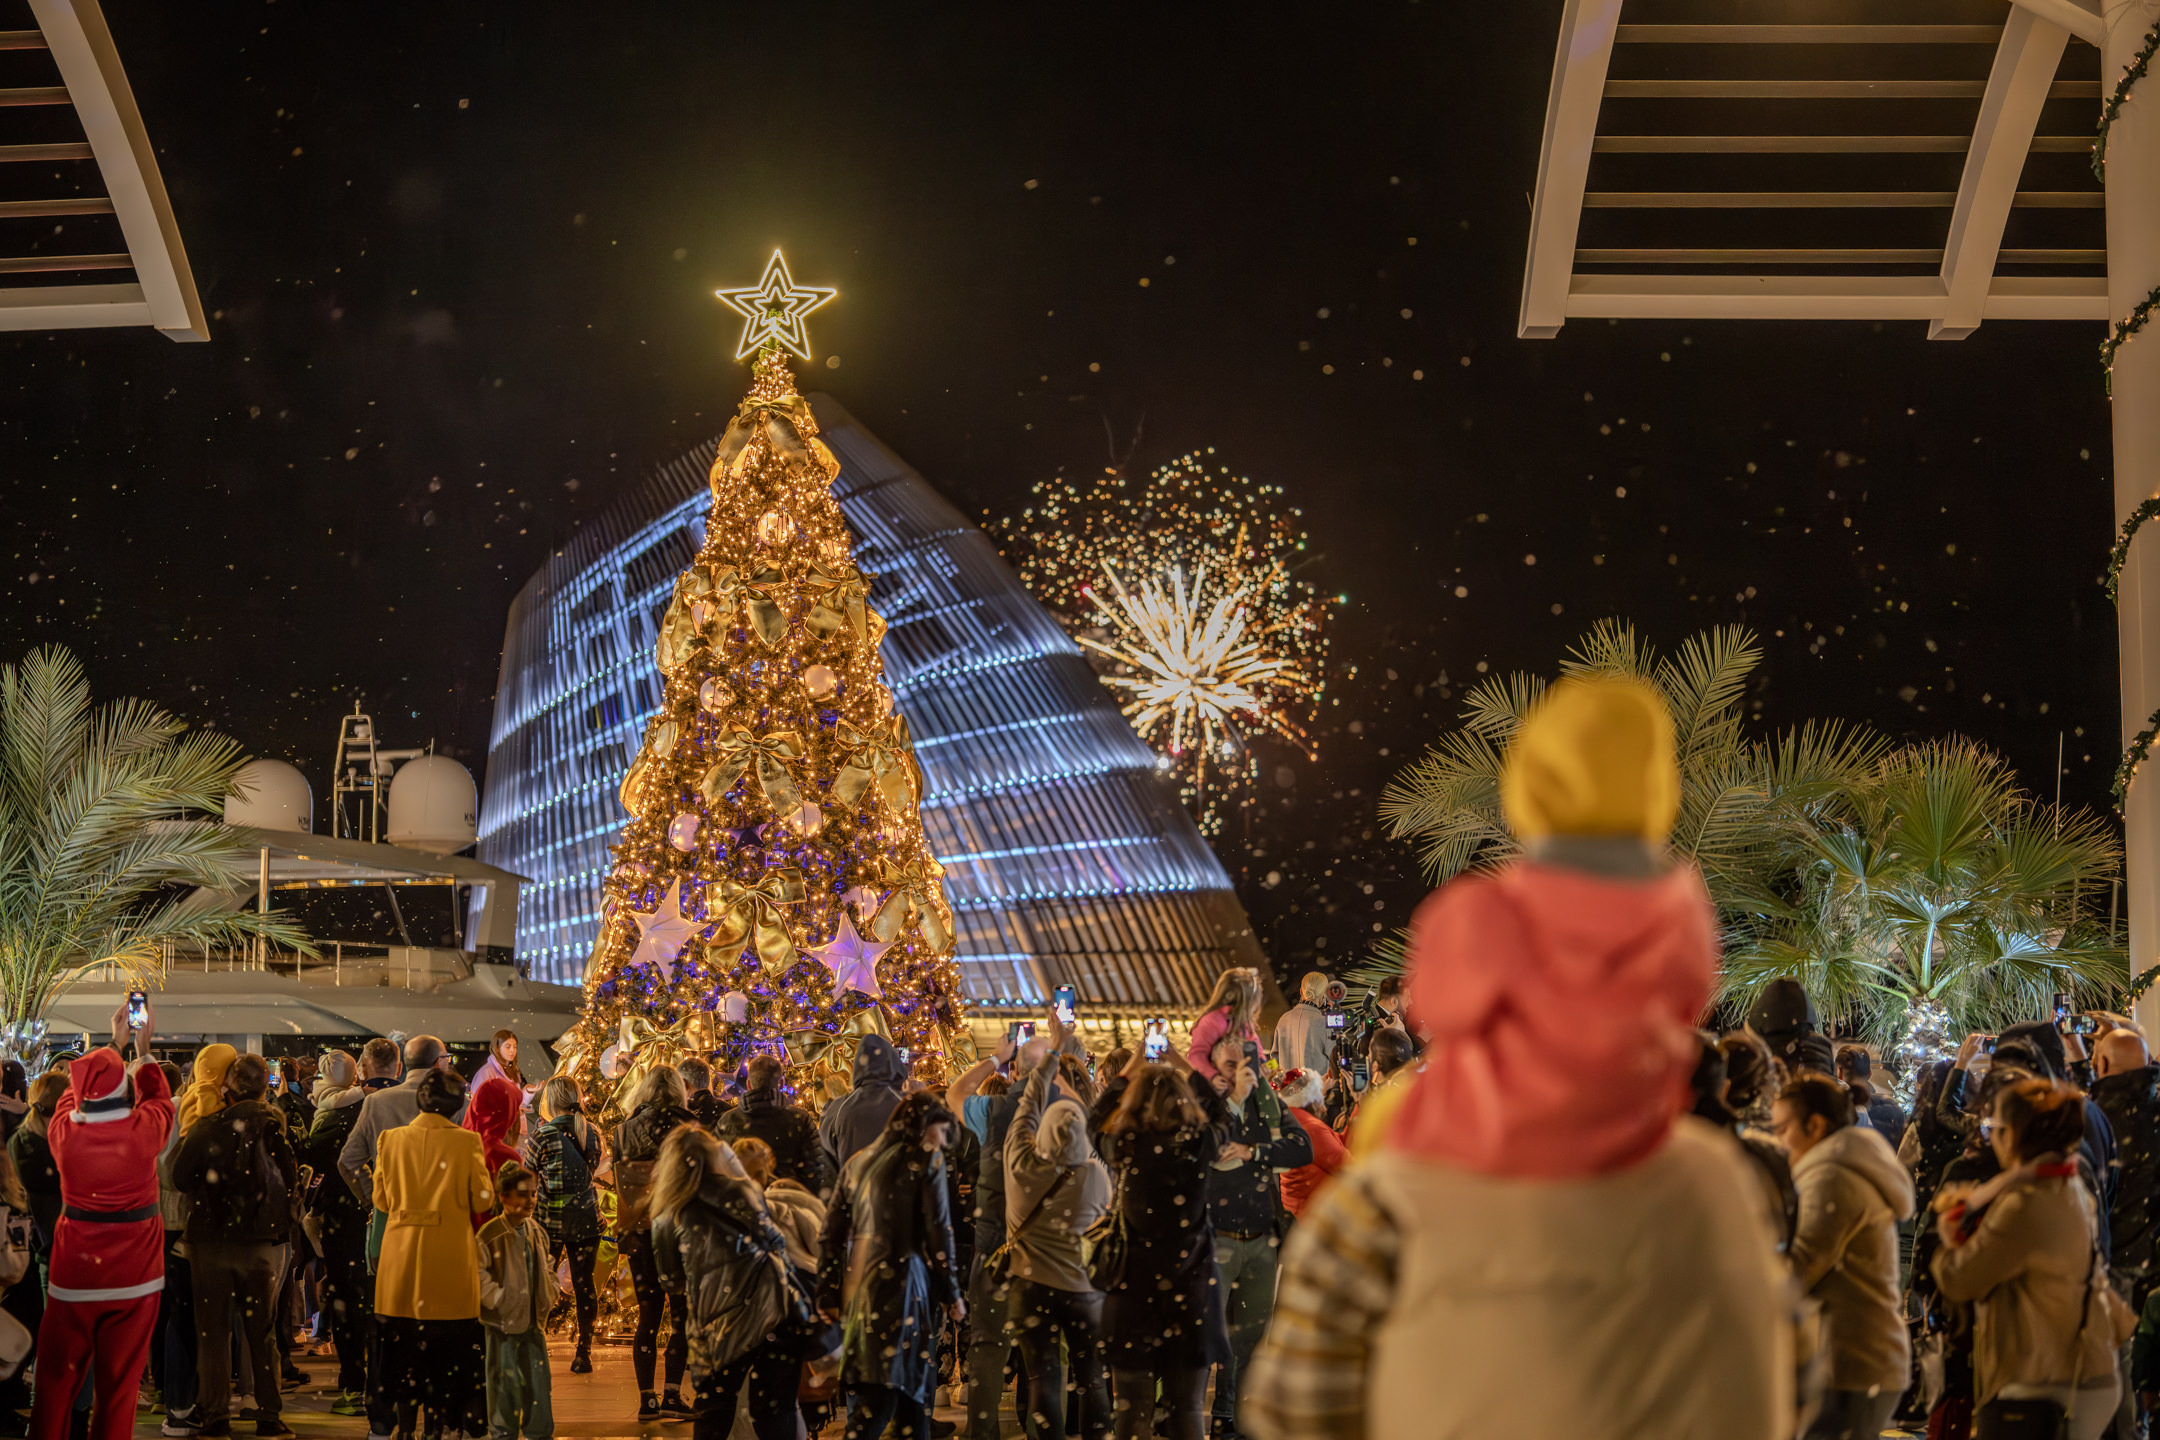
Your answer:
[832,715,924,816]
[870,856,955,953]
[714,868,806,973]
[714,396,812,482]
[701,728,806,814]
[618,719,680,811]
[802,562,875,646]
[741,567,791,648]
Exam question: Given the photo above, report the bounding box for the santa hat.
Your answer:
[1274,1067,1324,1112]
[68,1050,130,1124]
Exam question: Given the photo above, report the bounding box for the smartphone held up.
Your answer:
[124,990,149,1033]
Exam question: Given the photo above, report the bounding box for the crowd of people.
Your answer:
[0,673,2155,1440]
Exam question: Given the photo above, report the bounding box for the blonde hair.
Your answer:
[21,1073,64,1140]
[731,1136,775,1186]
[1200,967,1262,1037]
[630,1065,687,1113]
[651,1124,748,1223]
[540,1074,582,1120]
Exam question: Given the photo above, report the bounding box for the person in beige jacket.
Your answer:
[1932,1076,2135,1440]
[1773,1072,1915,1440]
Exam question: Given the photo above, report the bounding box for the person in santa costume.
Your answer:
[31,1002,171,1440]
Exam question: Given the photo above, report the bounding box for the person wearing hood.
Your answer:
[1243,677,1791,1440]
[173,1053,300,1440]
[296,1049,372,1416]
[1002,1049,1112,1440]
[817,1091,964,1440]
[818,1035,909,1176]
[2090,1029,2160,1314]
[33,1003,174,1440]
[1773,1072,1916,1440]
[1748,979,1821,1075]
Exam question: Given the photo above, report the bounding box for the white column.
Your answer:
[2105,0,2160,1033]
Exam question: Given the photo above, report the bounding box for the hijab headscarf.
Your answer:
[462,1076,522,1175]
[176,1043,238,1133]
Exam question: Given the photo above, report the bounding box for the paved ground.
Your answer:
[126,1336,968,1440]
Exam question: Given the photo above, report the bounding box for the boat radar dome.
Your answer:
[224,759,313,834]
[386,753,477,855]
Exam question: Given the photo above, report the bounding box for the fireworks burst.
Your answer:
[995,450,1330,830]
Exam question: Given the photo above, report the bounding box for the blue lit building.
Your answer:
[478,395,1267,1014]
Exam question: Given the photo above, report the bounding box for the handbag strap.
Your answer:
[1006,1165,1074,1243]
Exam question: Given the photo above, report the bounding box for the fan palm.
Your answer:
[0,646,310,1048]
[1720,739,2122,1047]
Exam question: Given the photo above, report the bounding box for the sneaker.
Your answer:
[569,1349,592,1376]
[638,1396,660,1421]
[330,1391,366,1417]
[159,1419,200,1438]
[253,1422,295,1440]
[659,1392,696,1419]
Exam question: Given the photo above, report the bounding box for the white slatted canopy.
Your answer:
[1519,2,2107,339]
[0,0,206,340]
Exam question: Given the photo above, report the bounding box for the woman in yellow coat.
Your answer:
[374,1067,494,1440]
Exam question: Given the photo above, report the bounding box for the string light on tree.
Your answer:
[558,253,967,1110]
[994,450,1330,831]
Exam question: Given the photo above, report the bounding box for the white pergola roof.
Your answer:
[1521,3,2108,339]
[0,0,206,340]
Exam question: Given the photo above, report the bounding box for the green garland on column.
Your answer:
[2107,498,2160,602]
[2114,704,2160,814]
[2103,283,2160,398]
[2095,21,2160,182]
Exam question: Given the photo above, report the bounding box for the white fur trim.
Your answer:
[48,1277,162,1302]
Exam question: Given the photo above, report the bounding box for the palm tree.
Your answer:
[1368,620,2121,1044]
[1720,739,2122,1048]
[0,646,310,1053]
[1377,619,1884,912]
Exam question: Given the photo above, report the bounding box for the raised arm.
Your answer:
[1005,1053,1055,1169]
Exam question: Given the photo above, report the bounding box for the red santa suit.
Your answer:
[30,1047,173,1440]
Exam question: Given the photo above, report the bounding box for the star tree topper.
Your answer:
[812,911,895,1001]
[715,250,836,361]
[629,878,698,982]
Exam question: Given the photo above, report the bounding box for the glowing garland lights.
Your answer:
[2094,21,2160,183]
[995,450,1330,831]
[560,257,969,1114]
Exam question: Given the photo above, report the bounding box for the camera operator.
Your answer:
[1272,972,1341,1077]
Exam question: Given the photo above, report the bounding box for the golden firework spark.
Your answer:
[995,451,1329,831]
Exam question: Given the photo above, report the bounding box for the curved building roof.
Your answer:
[478,394,1265,1012]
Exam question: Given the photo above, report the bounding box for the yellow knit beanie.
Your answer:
[1499,676,1680,842]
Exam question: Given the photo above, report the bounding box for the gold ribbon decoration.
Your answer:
[655,568,717,672]
[802,561,874,645]
[700,727,807,815]
[869,855,955,953]
[832,714,925,816]
[713,395,810,484]
[742,567,790,648]
[715,868,805,973]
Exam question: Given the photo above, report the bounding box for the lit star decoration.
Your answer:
[714,250,836,361]
[628,878,698,982]
[993,450,1331,832]
[812,912,895,1000]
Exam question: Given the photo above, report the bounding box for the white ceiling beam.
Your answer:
[23,0,206,342]
[0,281,152,330]
[1518,0,1623,339]
[2009,0,2105,46]
[1934,8,2072,339]
[1566,272,2106,321]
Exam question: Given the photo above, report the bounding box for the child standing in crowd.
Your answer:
[477,1162,557,1440]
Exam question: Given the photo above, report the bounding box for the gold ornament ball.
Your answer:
[804,664,840,699]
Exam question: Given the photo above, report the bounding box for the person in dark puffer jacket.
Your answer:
[295,1049,373,1414]
[612,1067,698,1421]
[173,1053,299,1440]
[2091,1028,2160,1313]
[651,1125,802,1440]
[714,1055,828,1191]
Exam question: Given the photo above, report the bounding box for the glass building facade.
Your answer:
[478,394,1266,1012]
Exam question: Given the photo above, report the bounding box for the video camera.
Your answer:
[1323,979,1350,1032]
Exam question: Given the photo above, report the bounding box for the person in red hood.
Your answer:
[32,1001,173,1440]
[462,1076,523,1224]
[1244,677,1793,1440]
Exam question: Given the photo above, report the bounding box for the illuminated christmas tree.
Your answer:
[558,253,967,1103]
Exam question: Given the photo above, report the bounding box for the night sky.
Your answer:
[0,1,2122,981]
